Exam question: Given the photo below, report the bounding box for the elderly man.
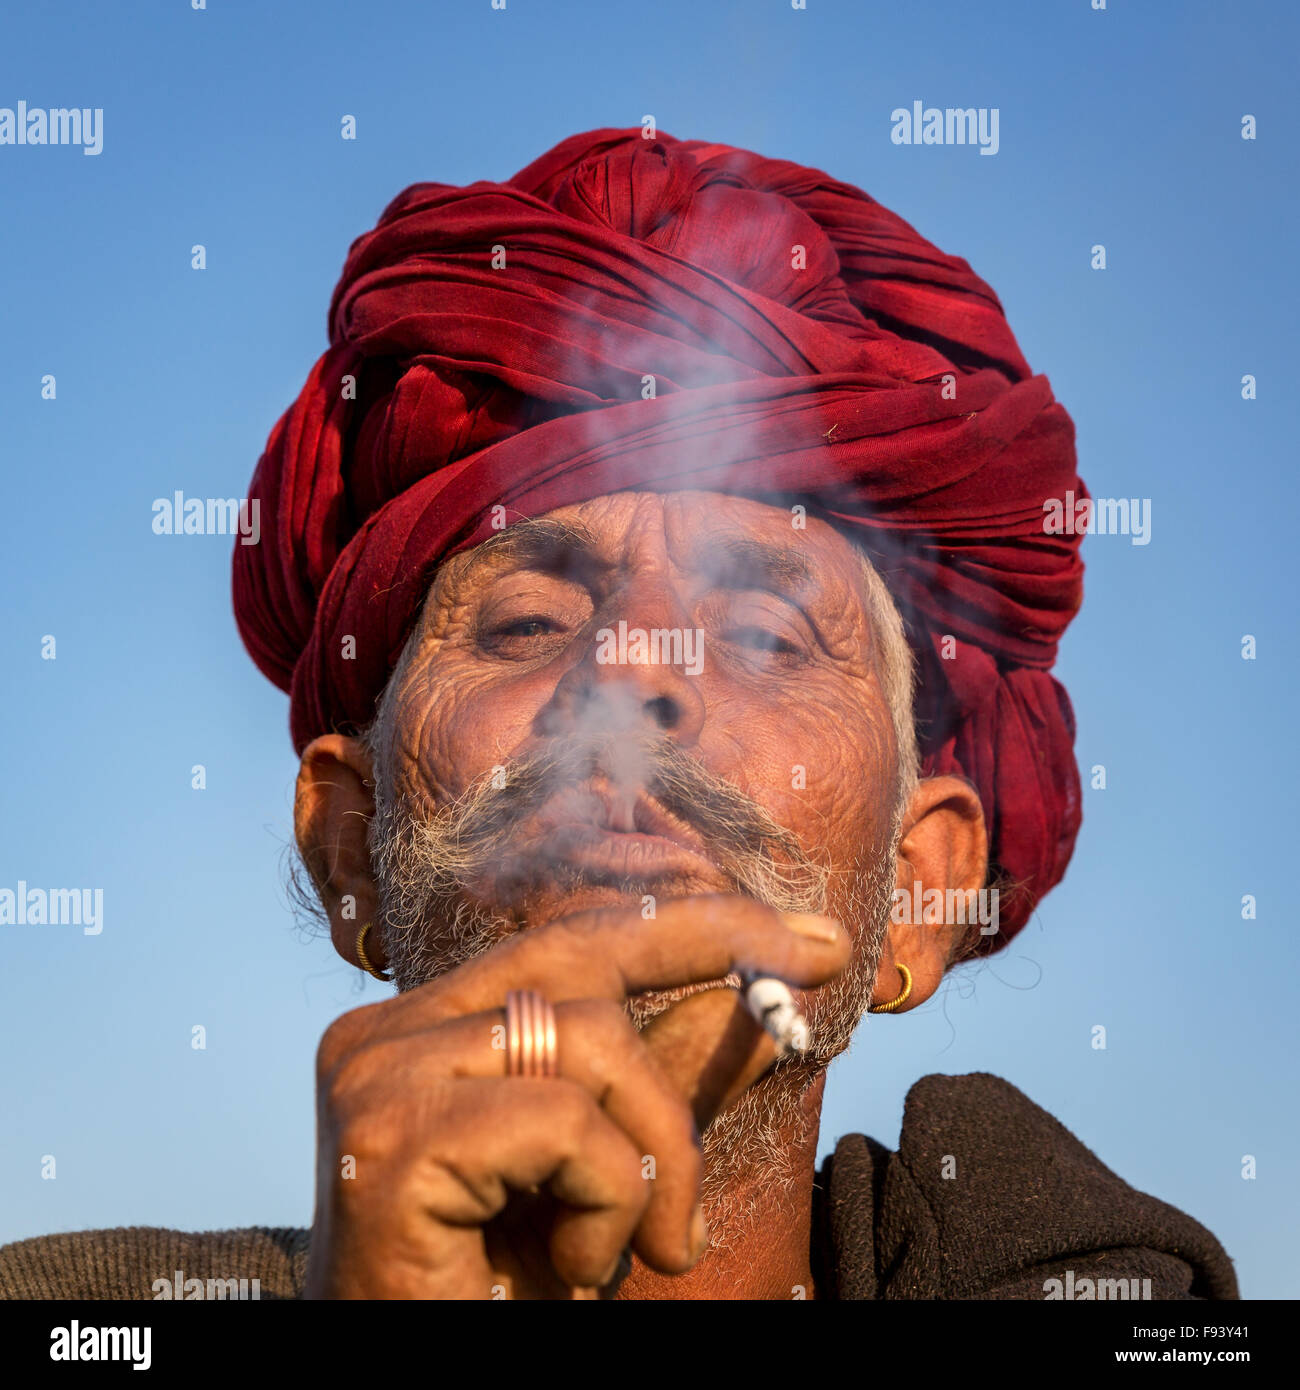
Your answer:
[1,130,1235,1301]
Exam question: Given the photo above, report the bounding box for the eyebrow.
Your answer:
[704,535,817,599]
[461,516,604,579]
[458,517,819,600]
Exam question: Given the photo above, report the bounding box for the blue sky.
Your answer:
[1,0,1296,1297]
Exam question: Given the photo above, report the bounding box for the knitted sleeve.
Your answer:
[0,1225,310,1300]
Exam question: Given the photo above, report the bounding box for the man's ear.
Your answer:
[294,734,380,969]
[872,775,988,1012]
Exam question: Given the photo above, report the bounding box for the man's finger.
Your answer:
[323,999,706,1274]
[322,1076,651,1298]
[376,894,847,1035]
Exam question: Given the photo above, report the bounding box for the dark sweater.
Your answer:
[0,1072,1238,1300]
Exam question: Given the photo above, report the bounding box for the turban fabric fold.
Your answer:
[233,128,1085,949]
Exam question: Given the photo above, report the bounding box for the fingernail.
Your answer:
[784,912,841,943]
[687,1204,710,1262]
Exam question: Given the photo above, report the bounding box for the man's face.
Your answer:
[368,490,902,1023]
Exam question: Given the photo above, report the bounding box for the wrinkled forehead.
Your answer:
[442,490,870,606]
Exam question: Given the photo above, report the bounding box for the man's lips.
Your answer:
[542,822,720,879]
[523,781,722,880]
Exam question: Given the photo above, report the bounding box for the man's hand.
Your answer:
[302,895,848,1299]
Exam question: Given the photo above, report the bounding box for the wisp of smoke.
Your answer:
[366,721,899,1252]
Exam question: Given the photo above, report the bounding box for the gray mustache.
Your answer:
[386,732,830,915]
[458,734,806,867]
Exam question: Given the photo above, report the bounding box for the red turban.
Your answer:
[233,128,1085,949]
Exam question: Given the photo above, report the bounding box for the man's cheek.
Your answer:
[726,712,873,838]
[389,674,481,806]
[407,667,545,800]
[787,706,892,823]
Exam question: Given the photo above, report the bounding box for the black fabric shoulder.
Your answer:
[877,1072,1238,1300]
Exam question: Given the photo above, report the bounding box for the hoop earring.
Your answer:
[869,962,912,1014]
[355,921,393,982]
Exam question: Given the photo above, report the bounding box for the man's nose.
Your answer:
[538,583,706,746]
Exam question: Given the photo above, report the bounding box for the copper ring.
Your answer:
[504,989,558,1078]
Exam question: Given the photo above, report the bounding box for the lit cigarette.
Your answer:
[738,972,809,1058]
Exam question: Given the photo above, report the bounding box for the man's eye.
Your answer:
[725,625,797,655]
[492,616,560,638]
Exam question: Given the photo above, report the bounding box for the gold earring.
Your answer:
[869,962,912,1014]
[355,921,393,982]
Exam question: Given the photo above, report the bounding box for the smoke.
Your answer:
[353,156,918,1255]
[371,724,834,977]
[365,705,900,1253]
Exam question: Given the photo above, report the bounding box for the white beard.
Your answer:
[364,734,901,1253]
